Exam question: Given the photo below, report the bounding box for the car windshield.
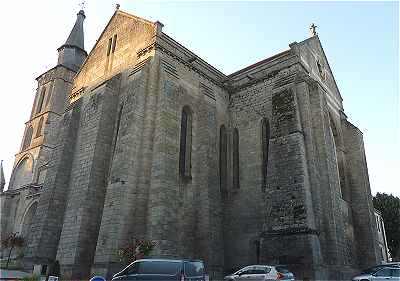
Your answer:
[137,261,182,275]
[361,266,382,274]
[235,267,250,275]
[276,266,290,273]
[185,261,204,277]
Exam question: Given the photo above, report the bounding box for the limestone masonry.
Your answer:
[0,8,384,280]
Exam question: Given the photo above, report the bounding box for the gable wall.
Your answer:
[297,38,343,115]
[72,13,156,94]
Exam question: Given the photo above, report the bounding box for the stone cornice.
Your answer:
[25,110,62,124]
[158,33,226,79]
[154,41,226,89]
[36,64,76,82]
[229,49,292,79]
[69,87,86,103]
[57,44,88,56]
[261,226,320,237]
[1,183,42,196]
[15,143,56,157]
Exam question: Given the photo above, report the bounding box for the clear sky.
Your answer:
[0,1,398,197]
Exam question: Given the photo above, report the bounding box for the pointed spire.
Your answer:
[64,10,86,50]
[57,10,87,71]
[0,160,6,191]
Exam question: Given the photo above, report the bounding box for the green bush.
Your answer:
[0,259,20,269]
[22,275,39,281]
[0,257,26,270]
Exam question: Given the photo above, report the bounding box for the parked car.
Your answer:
[382,262,400,266]
[352,266,400,281]
[224,265,295,281]
[359,264,400,275]
[111,259,206,281]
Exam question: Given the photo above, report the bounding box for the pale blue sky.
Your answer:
[0,1,398,196]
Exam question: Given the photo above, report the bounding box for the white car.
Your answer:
[383,262,400,266]
[224,265,295,281]
[352,266,400,281]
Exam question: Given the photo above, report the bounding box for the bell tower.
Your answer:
[8,10,87,191]
[0,9,87,271]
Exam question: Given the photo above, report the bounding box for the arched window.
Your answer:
[36,88,46,114]
[11,155,33,189]
[20,202,38,239]
[22,126,33,151]
[233,127,240,189]
[219,125,227,193]
[35,117,44,137]
[179,106,192,177]
[261,118,270,192]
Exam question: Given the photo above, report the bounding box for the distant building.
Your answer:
[0,8,384,281]
[374,209,391,262]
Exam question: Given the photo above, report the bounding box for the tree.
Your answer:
[373,192,400,261]
[1,232,24,268]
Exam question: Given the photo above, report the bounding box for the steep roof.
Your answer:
[62,10,86,51]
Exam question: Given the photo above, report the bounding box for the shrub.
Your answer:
[22,274,39,281]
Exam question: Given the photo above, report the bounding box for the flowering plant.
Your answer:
[117,238,156,264]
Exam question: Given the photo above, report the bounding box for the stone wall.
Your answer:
[25,100,82,267]
[343,121,380,269]
[145,50,226,279]
[56,75,120,279]
[92,59,155,277]
[1,12,382,281]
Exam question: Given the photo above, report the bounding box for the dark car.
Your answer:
[111,259,206,281]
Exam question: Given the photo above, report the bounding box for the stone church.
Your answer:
[0,7,383,280]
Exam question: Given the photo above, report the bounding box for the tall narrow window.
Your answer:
[233,128,240,189]
[35,117,44,137]
[112,34,117,53]
[112,105,123,158]
[219,125,227,193]
[179,106,192,177]
[36,88,46,114]
[261,118,270,192]
[329,115,347,201]
[22,126,33,151]
[107,37,113,56]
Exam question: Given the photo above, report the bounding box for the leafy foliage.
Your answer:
[1,232,24,248]
[373,193,400,260]
[22,274,39,281]
[117,238,156,264]
[0,232,24,269]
